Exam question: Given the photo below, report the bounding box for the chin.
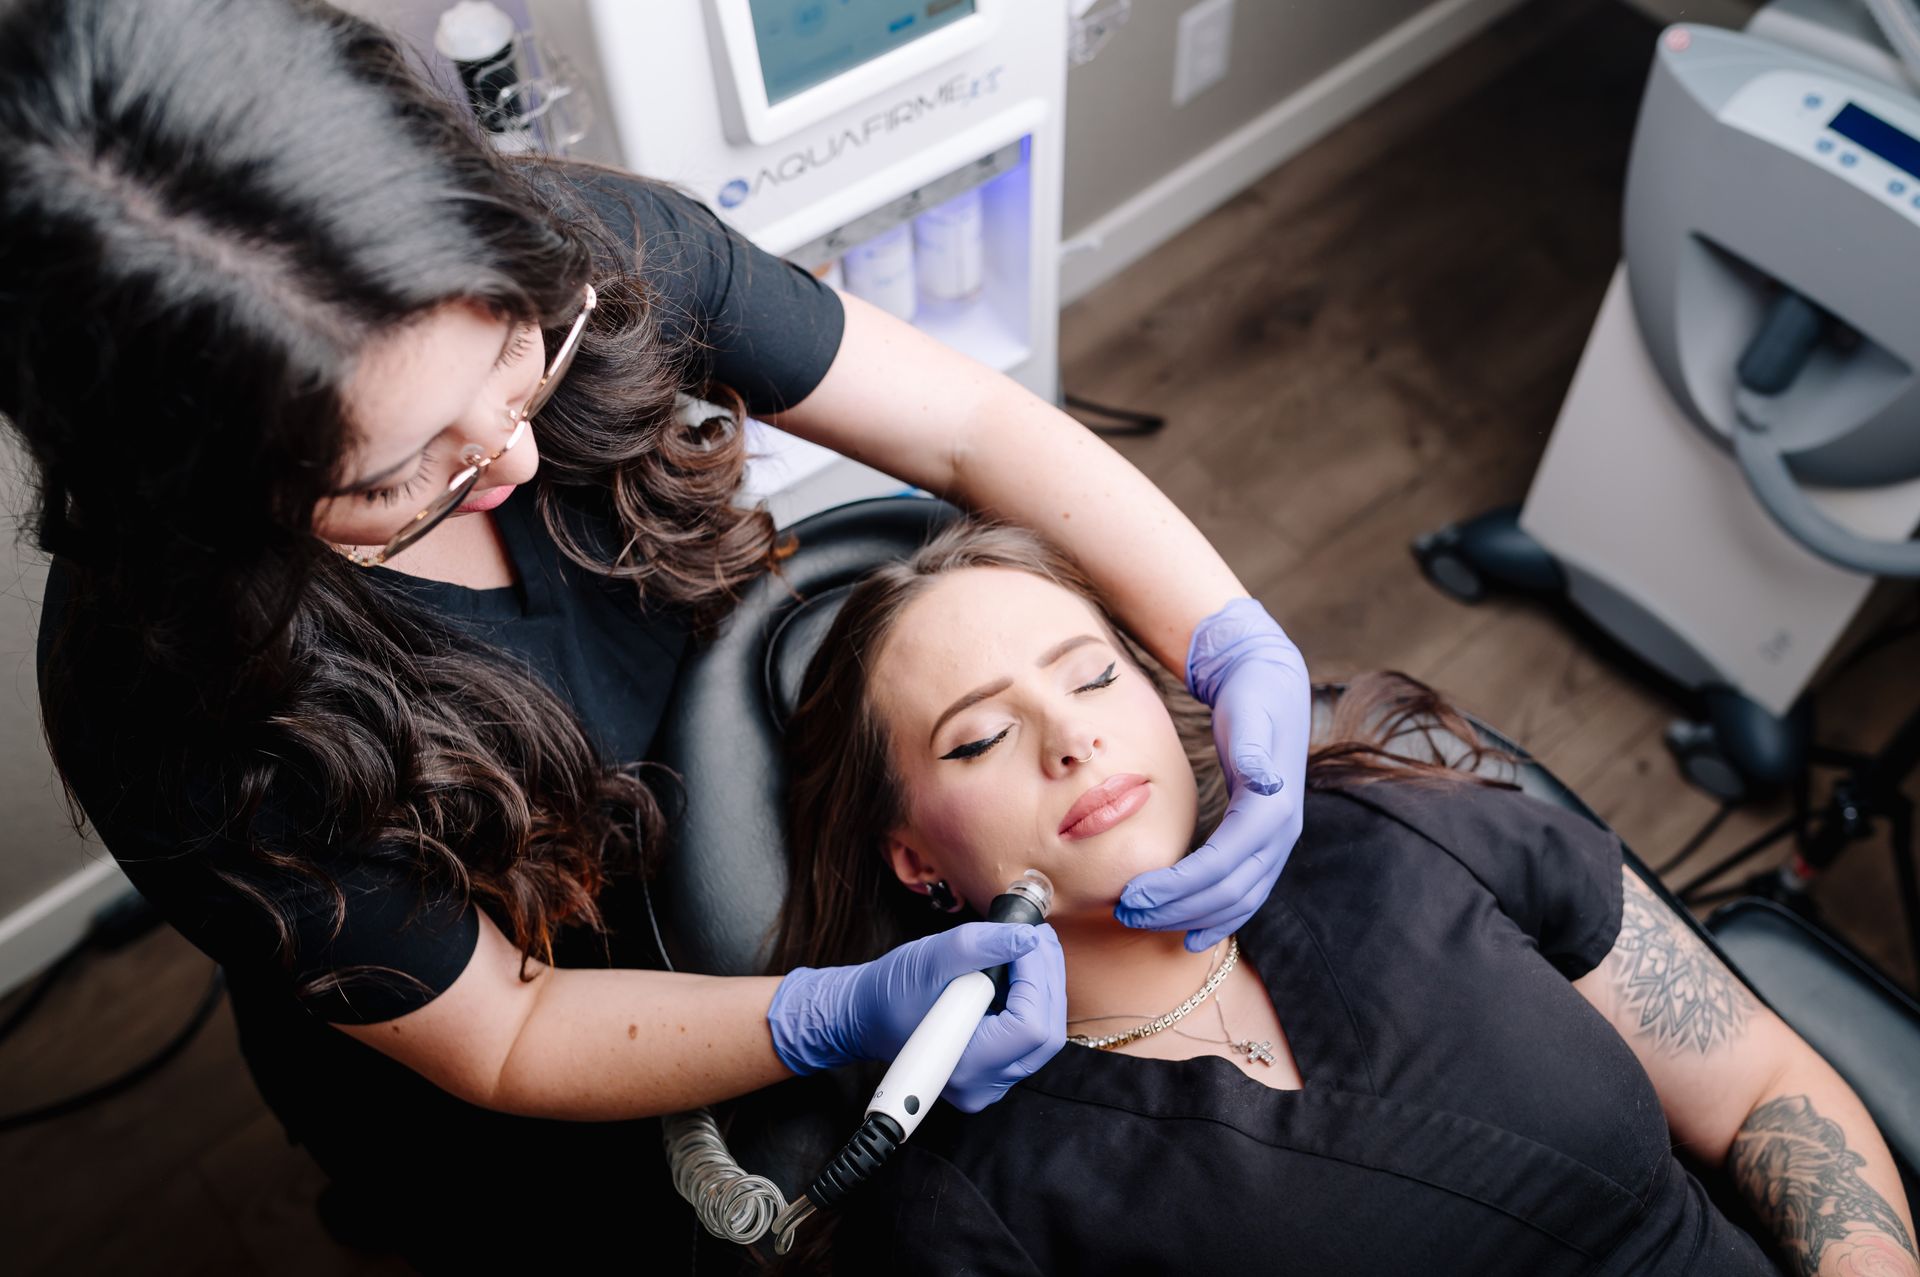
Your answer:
[1047,831,1187,918]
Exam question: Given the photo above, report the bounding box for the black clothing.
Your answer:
[36,166,843,1266]
[839,782,1778,1276]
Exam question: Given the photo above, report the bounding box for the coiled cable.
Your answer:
[661,1107,789,1245]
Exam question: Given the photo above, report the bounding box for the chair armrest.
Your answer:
[1706,897,1920,1183]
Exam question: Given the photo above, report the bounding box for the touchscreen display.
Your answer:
[749,1,978,105]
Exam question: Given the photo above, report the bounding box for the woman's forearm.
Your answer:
[770,293,1247,676]
[948,377,1248,675]
[489,965,792,1120]
[1727,1056,1918,1276]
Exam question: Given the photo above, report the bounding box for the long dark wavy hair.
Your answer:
[772,520,1513,975]
[0,0,784,997]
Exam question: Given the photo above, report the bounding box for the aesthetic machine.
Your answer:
[1417,2,1920,805]
[527,0,1068,525]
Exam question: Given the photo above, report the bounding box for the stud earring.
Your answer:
[926,879,964,914]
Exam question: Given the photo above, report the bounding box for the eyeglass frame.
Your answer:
[339,282,598,568]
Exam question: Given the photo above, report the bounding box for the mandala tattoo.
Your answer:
[1605,872,1757,1056]
[1730,1094,1918,1275]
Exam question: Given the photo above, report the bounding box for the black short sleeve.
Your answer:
[533,163,846,416]
[96,809,480,1026]
[1336,780,1625,978]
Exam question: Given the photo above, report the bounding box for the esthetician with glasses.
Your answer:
[0,0,1307,1267]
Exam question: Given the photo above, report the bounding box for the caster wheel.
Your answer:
[1664,720,1750,804]
[1411,526,1487,604]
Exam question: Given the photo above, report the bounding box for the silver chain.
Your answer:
[1066,937,1238,1052]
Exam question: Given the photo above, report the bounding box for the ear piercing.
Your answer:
[925,879,964,913]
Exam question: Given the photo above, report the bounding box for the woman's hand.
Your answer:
[1117,598,1310,951]
[768,922,1068,1112]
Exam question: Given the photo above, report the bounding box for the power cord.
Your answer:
[1063,391,1166,437]
[0,889,227,1135]
[1655,587,1920,891]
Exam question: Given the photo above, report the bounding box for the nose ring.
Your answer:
[1073,748,1094,763]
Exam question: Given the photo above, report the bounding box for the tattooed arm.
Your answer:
[1572,869,1916,1276]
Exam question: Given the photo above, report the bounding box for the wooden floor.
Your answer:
[4,2,1915,1271]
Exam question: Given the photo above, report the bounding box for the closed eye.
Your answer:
[353,327,529,505]
[938,663,1120,761]
[941,726,1010,761]
[360,446,437,506]
[1075,662,1118,693]
[499,327,534,368]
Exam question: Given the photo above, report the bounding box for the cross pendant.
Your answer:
[1239,1040,1276,1066]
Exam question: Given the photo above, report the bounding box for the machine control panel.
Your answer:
[1721,70,1920,227]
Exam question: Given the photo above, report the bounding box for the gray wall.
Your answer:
[333,0,1454,238]
[1062,0,1436,236]
[0,441,91,919]
[0,0,1512,953]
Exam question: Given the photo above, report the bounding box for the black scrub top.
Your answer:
[34,164,843,1247]
[837,782,1779,1276]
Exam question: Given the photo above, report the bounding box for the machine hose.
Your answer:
[661,1108,789,1245]
[661,1108,908,1254]
[1864,0,1920,85]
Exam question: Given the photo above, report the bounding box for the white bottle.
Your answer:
[914,188,985,304]
[435,1,538,154]
[842,224,918,322]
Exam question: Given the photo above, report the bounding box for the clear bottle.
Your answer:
[842,223,918,322]
[914,187,986,304]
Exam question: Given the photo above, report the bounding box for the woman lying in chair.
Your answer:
[772,519,1917,1277]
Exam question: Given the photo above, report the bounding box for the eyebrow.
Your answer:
[330,324,519,496]
[926,633,1105,746]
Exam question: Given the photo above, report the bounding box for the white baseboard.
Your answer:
[0,856,132,1001]
[1061,0,1539,305]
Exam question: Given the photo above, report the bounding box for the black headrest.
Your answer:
[650,497,959,977]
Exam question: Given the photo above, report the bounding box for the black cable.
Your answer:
[1652,802,1736,878]
[1674,810,1804,902]
[0,945,83,1049]
[0,890,162,1047]
[1063,391,1167,437]
[0,964,226,1135]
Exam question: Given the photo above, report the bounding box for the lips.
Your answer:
[456,482,516,514]
[1059,773,1151,841]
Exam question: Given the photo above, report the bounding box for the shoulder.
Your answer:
[1317,777,1616,858]
[1285,779,1625,976]
[523,160,732,272]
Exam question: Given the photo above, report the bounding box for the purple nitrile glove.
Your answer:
[1116,597,1310,951]
[768,921,1067,1113]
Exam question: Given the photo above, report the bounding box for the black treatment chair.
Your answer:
[647,496,1920,1271]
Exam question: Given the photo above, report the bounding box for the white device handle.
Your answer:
[865,970,995,1140]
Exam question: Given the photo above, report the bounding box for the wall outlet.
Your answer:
[1173,0,1234,108]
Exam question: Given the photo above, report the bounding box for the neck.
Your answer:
[1053,912,1231,1033]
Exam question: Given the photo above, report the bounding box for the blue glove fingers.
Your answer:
[916,921,1042,985]
[946,927,1066,1112]
[1228,711,1285,795]
[1188,924,1237,953]
[1003,928,1068,1075]
[1117,821,1243,915]
[1131,846,1276,935]
[1171,896,1272,948]
[1118,797,1273,918]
